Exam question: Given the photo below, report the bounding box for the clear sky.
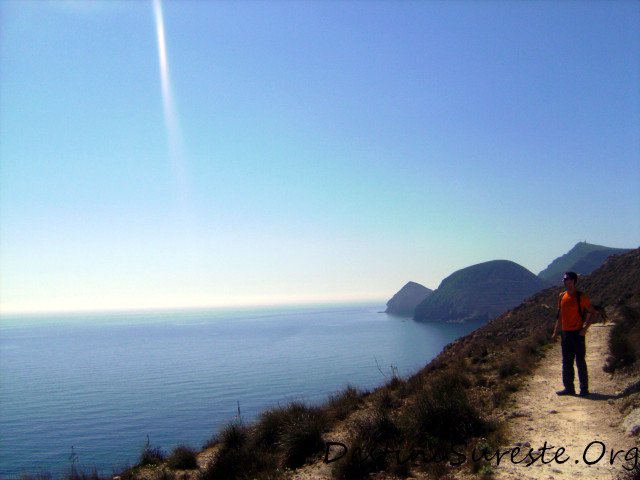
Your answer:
[1,0,638,314]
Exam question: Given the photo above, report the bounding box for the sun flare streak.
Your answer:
[153,0,190,212]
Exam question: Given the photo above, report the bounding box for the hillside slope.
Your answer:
[414,260,549,323]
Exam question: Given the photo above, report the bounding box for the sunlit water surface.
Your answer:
[0,303,482,478]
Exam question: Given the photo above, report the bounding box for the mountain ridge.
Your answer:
[413,259,550,323]
[538,241,633,282]
[385,242,633,321]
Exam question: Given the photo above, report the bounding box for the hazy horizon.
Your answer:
[0,295,389,317]
[1,1,638,315]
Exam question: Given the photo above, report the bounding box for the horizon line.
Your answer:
[0,296,389,317]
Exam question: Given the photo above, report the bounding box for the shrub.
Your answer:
[399,373,486,446]
[332,411,400,479]
[609,334,635,368]
[219,421,248,450]
[476,376,488,387]
[198,445,242,480]
[149,469,176,480]
[201,434,218,450]
[253,400,328,464]
[198,443,277,480]
[139,437,166,466]
[478,464,494,477]
[607,306,640,371]
[111,465,135,480]
[253,406,288,448]
[327,385,364,421]
[503,383,518,393]
[167,445,198,470]
[65,468,109,480]
[498,359,521,379]
[201,400,327,478]
[277,402,327,468]
[491,387,508,408]
[617,463,640,480]
[376,390,401,410]
[519,330,548,358]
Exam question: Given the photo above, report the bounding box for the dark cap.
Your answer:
[563,272,578,283]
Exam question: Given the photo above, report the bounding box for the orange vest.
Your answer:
[558,291,591,331]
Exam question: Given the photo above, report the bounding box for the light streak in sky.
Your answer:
[153,0,191,213]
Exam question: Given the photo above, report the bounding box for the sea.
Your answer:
[0,302,483,478]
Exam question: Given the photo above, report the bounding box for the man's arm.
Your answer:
[552,315,562,340]
[580,300,596,336]
[552,293,563,340]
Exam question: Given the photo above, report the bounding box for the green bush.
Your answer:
[332,411,400,480]
[198,442,277,480]
[399,373,486,446]
[219,421,248,450]
[201,401,327,479]
[65,468,109,480]
[607,306,640,371]
[253,400,328,463]
[139,440,165,467]
[498,359,521,379]
[252,407,287,448]
[167,445,198,470]
[519,330,548,358]
[277,403,327,468]
[149,469,176,480]
[327,385,364,421]
[376,390,401,410]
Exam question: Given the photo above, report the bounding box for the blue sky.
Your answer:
[1,0,638,313]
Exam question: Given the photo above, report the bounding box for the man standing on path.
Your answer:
[552,271,596,397]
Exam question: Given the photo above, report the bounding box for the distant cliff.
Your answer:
[538,241,633,283]
[414,260,550,323]
[385,281,433,317]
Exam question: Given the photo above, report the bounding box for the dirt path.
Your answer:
[492,323,638,480]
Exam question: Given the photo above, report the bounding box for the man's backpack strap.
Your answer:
[556,292,564,320]
[577,290,583,320]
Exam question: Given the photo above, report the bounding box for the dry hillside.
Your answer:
[119,250,640,480]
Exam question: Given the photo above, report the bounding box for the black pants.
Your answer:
[561,330,588,393]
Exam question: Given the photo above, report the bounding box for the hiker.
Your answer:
[551,271,596,397]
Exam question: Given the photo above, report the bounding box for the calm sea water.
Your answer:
[0,303,481,478]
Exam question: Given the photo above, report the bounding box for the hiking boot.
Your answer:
[556,389,576,396]
[579,390,590,397]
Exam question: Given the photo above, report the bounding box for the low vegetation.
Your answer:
[139,437,166,467]
[198,400,331,479]
[166,445,198,470]
[605,304,640,372]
